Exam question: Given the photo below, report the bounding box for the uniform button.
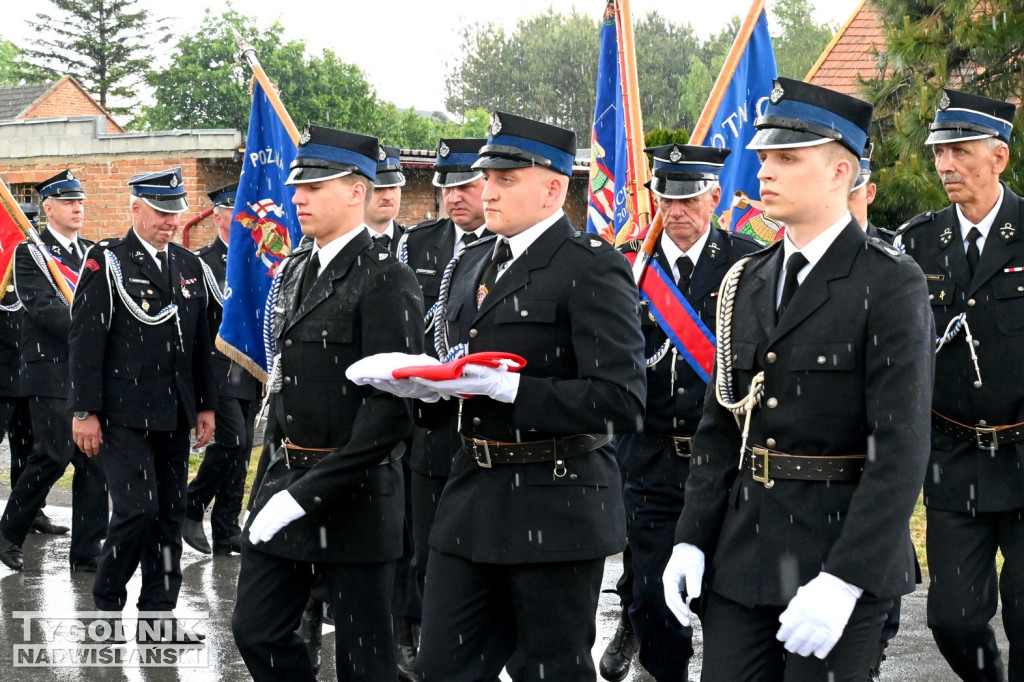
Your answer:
[766,397,778,408]
[569,474,578,481]
[817,355,827,365]
[766,438,777,448]
[286,415,294,423]
[978,419,988,425]
[472,417,481,426]
[929,294,935,300]
[312,496,322,505]
[520,310,529,317]
[766,352,777,363]
[284,376,291,385]
[321,330,329,337]
[147,289,154,295]
[676,388,685,395]
[973,339,980,347]
[967,299,976,307]
[284,339,293,347]
[469,329,479,338]
[1018,286,1024,292]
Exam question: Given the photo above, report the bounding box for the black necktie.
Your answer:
[374,234,391,251]
[966,227,982,277]
[477,240,513,307]
[155,251,171,289]
[459,232,479,249]
[778,252,808,320]
[300,252,320,304]
[675,255,694,290]
[64,241,82,270]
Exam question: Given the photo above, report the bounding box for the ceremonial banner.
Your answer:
[690,1,778,218]
[217,80,301,381]
[0,203,26,292]
[587,0,631,242]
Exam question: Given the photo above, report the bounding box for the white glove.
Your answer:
[411,363,520,403]
[776,572,863,659]
[364,377,445,402]
[247,491,306,544]
[346,353,446,402]
[662,543,705,627]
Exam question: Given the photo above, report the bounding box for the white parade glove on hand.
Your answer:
[662,543,705,627]
[412,364,520,403]
[247,491,306,544]
[776,572,863,659]
[346,353,446,402]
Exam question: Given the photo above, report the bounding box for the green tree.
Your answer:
[770,0,835,79]
[861,0,1024,228]
[0,37,48,87]
[22,0,171,117]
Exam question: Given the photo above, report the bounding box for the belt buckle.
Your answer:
[750,446,774,489]
[976,426,998,452]
[672,436,693,458]
[469,437,492,468]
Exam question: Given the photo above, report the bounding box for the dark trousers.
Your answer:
[701,590,891,682]
[0,396,107,564]
[416,549,605,682]
[232,545,396,682]
[624,480,693,682]
[0,397,32,487]
[92,424,189,612]
[185,396,255,540]
[410,470,446,582]
[927,506,1024,681]
[393,454,422,621]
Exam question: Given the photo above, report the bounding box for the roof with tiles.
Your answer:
[805,0,887,96]
[0,82,52,121]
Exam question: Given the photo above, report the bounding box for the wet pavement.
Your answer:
[0,489,1007,681]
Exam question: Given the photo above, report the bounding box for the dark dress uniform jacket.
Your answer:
[68,228,217,430]
[425,215,646,564]
[897,184,1024,513]
[0,288,23,399]
[195,237,263,401]
[245,232,424,563]
[14,230,93,399]
[402,217,491,477]
[674,221,934,607]
[621,228,761,484]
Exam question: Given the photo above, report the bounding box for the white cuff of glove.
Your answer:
[662,542,705,627]
[776,571,863,659]
[412,364,520,403]
[345,353,440,384]
[247,491,306,544]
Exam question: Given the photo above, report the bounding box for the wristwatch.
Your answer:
[74,411,91,421]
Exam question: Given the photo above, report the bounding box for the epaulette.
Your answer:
[896,211,935,235]
[876,226,897,240]
[92,235,125,251]
[568,230,614,254]
[725,229,762,248]
[404,217,447,234]
[749,238,782,258]
[617,238,644,255]
[290,241,314,257]
[168,241,195,254]
[192,249,202,255]
[866,236,903,260]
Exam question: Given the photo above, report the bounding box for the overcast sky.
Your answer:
[4,0,862,113]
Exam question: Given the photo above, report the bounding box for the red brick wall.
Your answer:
[0,157,240,245]
[20,78,124,134]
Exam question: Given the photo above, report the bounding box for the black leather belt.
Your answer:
[460,433,612,470]
[932,410,1024,452]
[654,434,694,458]
[743,446,864,488]
[282,440,404,469]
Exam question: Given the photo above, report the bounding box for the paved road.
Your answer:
[0,481,1007,680]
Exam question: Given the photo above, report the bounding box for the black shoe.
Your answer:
[599,611,638,682]
[70,556,100,573]
[92,617,128,646]
[395,616,420,682]
[212,535,242,556]
[181,518,212,555]
[30,511,69,535]
[137,617,206,644]
[0,538,23,571]
[296,598,323,673]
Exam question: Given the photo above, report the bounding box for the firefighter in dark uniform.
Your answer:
[663,78,934,681]
[182,182,264,556]
[392,136,490,678]
[0,171,107,573]
[378,111,646,682]
[366,144,406,253]
[0,203,36,542]
[617,145,760,682]
[895,89,1024,682]
[231,124,424,682]
[69,167,217,642]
